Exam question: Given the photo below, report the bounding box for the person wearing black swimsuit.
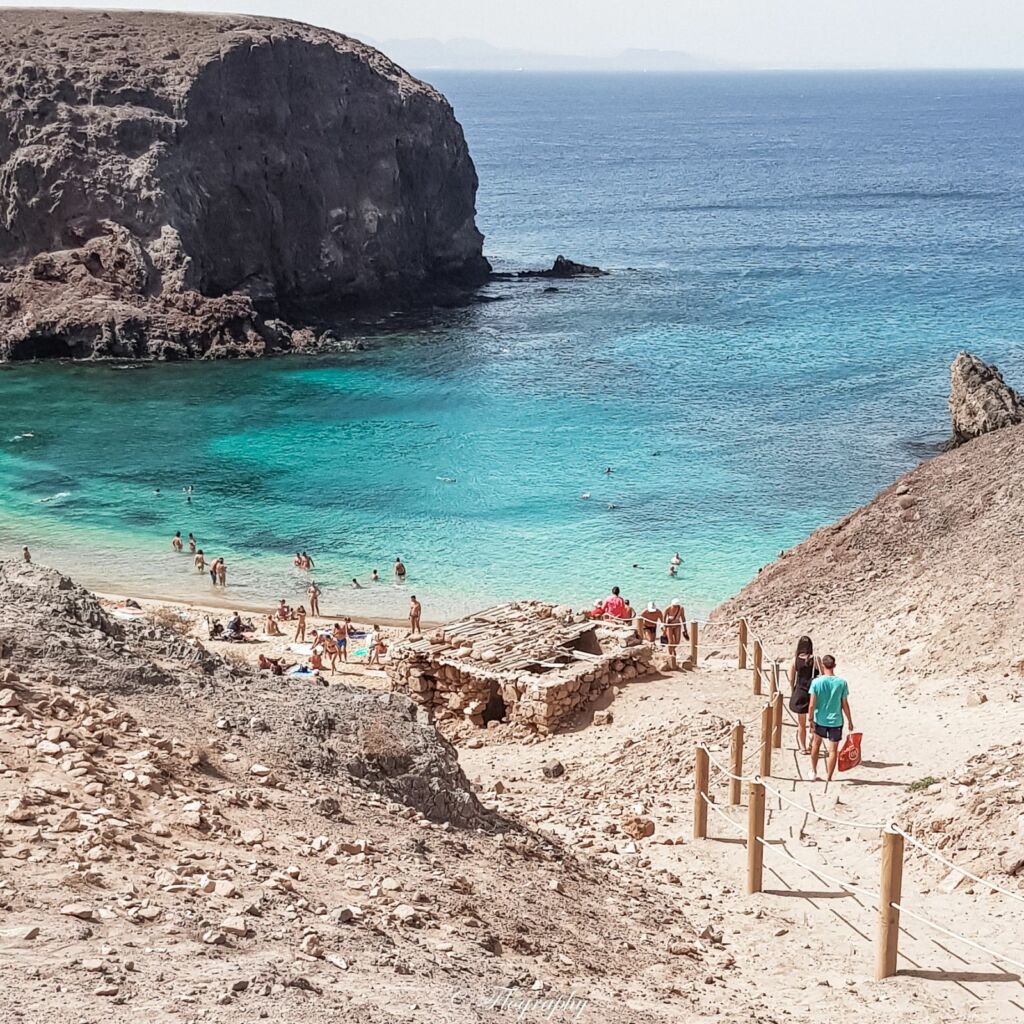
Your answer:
[788,635,818,754]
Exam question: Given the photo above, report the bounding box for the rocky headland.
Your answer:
[0,10,490,361]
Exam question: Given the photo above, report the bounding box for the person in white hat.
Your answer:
[637,600,663,642]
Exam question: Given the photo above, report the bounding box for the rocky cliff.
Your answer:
[947,351,1024,447]
[0,10,490,360]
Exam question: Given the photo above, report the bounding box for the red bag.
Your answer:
[838,732,862,772]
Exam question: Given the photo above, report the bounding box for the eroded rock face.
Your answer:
[948,351,1024,447]
[0,10,490,360]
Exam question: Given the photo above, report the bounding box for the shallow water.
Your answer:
[2,71,1023,620]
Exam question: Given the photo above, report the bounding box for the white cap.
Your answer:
[670,598,681,606]
[647,602,657,611]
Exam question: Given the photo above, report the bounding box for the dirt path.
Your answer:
[458,643,1024,1023]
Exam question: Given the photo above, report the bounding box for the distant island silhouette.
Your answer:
[375,36,728,72]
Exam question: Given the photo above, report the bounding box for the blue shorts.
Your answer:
[814,723,843,742]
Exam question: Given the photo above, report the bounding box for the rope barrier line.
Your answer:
[697,617,1024,982]
[890,902,1024,973]
[754,834,883,903]
[700,792,748,836]
[755,776,887,831]
[891,825,1024,908]
[699,743,756,783]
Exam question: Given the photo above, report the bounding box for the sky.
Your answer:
[6,0,1024,69]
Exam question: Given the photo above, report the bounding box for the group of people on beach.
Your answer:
[787,636,854,782]
[590,586,690,659]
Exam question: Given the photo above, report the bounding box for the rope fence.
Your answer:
[691,616,1024,982]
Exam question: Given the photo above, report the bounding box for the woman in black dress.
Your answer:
[788,635,818,754]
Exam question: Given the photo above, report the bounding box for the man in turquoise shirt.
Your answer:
[808,654,854,782]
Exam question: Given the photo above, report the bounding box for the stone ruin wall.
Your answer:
[387,644,654,734]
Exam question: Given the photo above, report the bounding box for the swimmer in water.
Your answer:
[604,467,614,475]
[302,551,315,569]
[668,564,677,577]
[351,577,363,589]
[371,569,380,582]
[154,488,161,496]
[670,552,682,566]
[172,531,183,552]
[581,492,591,500]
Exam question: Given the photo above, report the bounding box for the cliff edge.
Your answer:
[0,10,490,360]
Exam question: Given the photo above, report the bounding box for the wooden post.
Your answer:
[728,721,744,805]
[759,704,773,778]
[772,660,781,695]
[689,620,699,667]
[752,639,763,695]
[746,780,766,894]
[693,746,709,840]
[772,690,783,749]
[876,830,905,980]
[738,620,748,670]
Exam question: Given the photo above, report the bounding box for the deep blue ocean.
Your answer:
[2,71,1023,620]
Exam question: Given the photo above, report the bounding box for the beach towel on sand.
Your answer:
[838,732,863,772]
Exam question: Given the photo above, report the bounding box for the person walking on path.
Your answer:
[409,595,422,635]
[662,598,686,665]
[808,654,853,782]
[788,635,819,754]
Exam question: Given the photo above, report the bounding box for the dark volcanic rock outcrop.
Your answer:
[947,351,1024,448]
[516,255,609,278]
[0,10,490,360]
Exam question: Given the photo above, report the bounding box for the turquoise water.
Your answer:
[2,71,1024,620]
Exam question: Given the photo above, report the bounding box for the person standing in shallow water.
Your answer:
[216,560,227,587]
[394,557,406,580]
[409,595,422,635]
[788,635,819,755]
[188,533,197,554]
[171,531,183,552]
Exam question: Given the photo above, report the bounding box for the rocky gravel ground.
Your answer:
[0,563,709,1023]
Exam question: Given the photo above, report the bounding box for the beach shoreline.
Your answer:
[91,586,440,633]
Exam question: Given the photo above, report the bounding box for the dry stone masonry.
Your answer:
[386,601,654,734]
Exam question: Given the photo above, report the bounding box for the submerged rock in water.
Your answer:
[0,10,490,362]
[948,351,1024,448]
[517,255,609,279]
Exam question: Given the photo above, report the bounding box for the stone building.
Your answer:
[385,601,654,734]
